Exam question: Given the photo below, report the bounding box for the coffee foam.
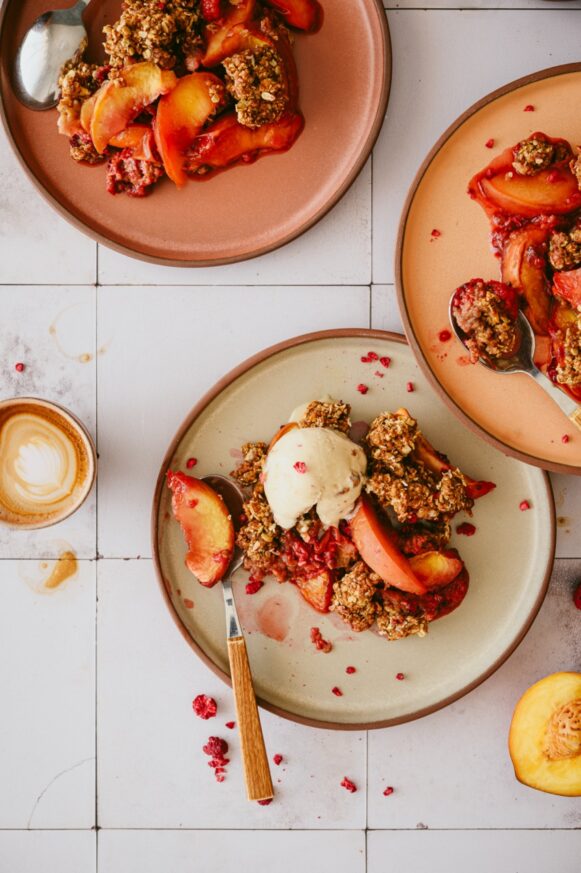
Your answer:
[0,402,92,526]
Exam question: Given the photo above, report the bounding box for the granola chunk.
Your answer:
[222,44,288,129]
[57,44,102,134]
[103,0,201,70]
[549,225,581,271]
[330,561,380,632]
[231,442,268,486]
[366,466,440,523]
[436,469,473,516]
[570,154,581,191]
[236,487,284,574]
[556,316,581,387]
[298,400,352,434]
[452,280,519,364]
[512,136,570,176]
[376,589,428,641]
[365,411,418,476]
[69,132,107,165]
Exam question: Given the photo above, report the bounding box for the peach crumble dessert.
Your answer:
[453,131,581,401]
[168,398,495,643]
[56,0,323,196]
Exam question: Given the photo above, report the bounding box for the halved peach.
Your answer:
[167,470,234,587]
[501,225,552,335]
[154,72,225,187]
[553,267,581,310]
[109,125,158,162]
[350,495,427,595]
[90,62,177,154]
[469,138,581,217]
[201,0,257,67]
[509,672,581,797]
[409,549,463,590]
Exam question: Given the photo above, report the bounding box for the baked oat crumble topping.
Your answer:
[298,400,352,434]
[549,225,581,271]
[453,281,519,364]
[512,136,569,176]
[222,44,288,128]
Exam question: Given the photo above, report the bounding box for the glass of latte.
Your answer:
[0,398,96,528]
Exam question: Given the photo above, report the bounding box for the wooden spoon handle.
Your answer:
[227,635,273,802]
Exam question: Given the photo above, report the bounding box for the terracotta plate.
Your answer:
[152,330,555,730]
[397,64,581,475]
[0,0,390,266]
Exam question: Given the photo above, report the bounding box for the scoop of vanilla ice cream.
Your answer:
[263,426,367,530]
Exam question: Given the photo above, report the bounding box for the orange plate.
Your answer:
[397,64,581,475]
[0,0,390,266]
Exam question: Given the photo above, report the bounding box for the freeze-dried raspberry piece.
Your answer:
[192,695,217,720]
[203,736,228,758]
[341,777,357,793]
[310,627,332,653]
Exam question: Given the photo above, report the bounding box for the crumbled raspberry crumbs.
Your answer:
[360,356,371,363]
[431,229,441,238]
[188,499,198,509]
[367,351,379,361]
[438,329,452,343]
[456,522,476,536]
[332,686,343,697]
[192,695,217,720]
[341,777,357,793]
[310,627,332,653]
[14,362,25,372]
[485,138,495,149]
[183,598,194,609]
[573,582,581,610]
[225,721,235,729]
[562,434,570,444]
[345,666,356,674]
[294,461,307,473]
[246,579,264,595]
[258,798,273,805]
[357,384,369,395]
[186,457,197,469]
[406,382,414,393]
[523,104,535,112]
[374,370,384,378]
[380,356,391,368]
[395,673,405,681]
[273,754,283,766]
[519,500,531,511]
[383,786,394,796]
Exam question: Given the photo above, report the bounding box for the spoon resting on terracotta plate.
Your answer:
[449,301,581,432]
[13,0,89,110]
[203,474,274,804]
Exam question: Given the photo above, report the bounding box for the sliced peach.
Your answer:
[501,225,552,335]
[201,0,257,67]
[295,569,333,612]
[509,672,581,797]
[154,72,225,187]
[90,62,177,154]
[409,549,463,590]
[469,139,581,218]
[553,267,581,310]
[350,495,427,595]
[263,0,323,32]
[109,125,158,161]
[268,422,298,452]
[80,92,98,134]
[167,470,234,587]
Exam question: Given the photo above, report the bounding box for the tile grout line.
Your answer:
[95,245,100,846]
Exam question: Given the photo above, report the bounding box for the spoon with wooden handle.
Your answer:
[203,475,273,804]
[449,301,581,432]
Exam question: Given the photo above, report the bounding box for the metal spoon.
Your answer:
[13,0,90,110]
[449,302,581,431]
[202,475,274,804]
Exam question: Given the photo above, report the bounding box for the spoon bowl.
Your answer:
[13,0,89,110]
[449,296,581,429]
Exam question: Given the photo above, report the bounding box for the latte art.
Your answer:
[0,414,78,514]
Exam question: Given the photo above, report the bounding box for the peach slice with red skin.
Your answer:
[167,470,234,587]
[469,134,581,217]
[408,549,463,590]
[350,495,427,595]
[501,225,552,335]
[154,72,225,187]
[553,267,581,309]
[263,0,323,32]
[90,62,177,154]
[201,0,257,67]
[109,125,158,162]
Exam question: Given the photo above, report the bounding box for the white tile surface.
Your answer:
[96,284,370,558]
[0,832,95,873]
[97,161,371,285]
[97,560,367,828]
[0,560,96,828]
[99,830,365,873]
[0,126,96,285]
[0,286,96,559]
[373,10,581,283]
[368,831,581,873]
[367,559,581,829]
[371,284,404,334]
[551,473,581,558]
